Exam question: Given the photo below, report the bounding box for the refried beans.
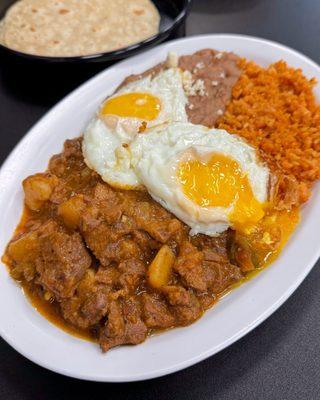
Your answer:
[120,49,241,127]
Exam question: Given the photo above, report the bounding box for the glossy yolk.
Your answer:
[178,153,265,231]
[227,207,300,287]
[101,92,161,121]
[255,207,300,267]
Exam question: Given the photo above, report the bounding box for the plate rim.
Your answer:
[1,33,320,382]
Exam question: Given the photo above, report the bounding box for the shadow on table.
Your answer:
[0,58,109,108]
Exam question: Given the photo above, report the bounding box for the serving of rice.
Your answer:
[218,59,320,205]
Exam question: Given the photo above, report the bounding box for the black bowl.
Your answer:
[0,0,192,64]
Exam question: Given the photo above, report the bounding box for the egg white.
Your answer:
[113,67,188,128]
[131,122,270,236]
[82,118,141,188]
[82,67,188,188]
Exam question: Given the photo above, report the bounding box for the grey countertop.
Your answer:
[1,1,320,399]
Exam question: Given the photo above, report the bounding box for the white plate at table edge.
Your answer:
[0,34,320,382]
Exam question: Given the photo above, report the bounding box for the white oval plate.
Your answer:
[1,34,320,382]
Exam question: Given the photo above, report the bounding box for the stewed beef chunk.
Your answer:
[36,228,91,299]
[100,298,147,352]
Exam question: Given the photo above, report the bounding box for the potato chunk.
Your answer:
[6,220,58,281]
[148,245,175,289]
[23,173,58,211]
[7,230,39,281]
[57,195,85,230]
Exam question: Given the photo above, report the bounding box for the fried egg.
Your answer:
[82,68,188,188]
[131,122,270,236]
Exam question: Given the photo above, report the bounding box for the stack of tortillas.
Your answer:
[0,0,160,56]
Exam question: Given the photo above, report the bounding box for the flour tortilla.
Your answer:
[0,0,160,56]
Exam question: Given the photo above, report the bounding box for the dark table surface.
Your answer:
[1,0,320,399]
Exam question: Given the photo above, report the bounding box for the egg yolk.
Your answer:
[255,207,300,266]
[101,92,161,121]
[231,207,300,275]
[178,153,266,231]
